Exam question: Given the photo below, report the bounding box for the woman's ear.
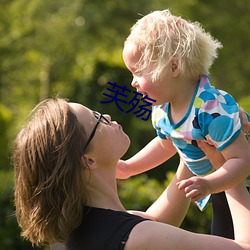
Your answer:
[82,155,97,169]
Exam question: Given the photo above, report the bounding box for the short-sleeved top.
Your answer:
[66,206,148,250]
[152,75,241,176]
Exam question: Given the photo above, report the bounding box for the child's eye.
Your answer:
[133,72,142,78]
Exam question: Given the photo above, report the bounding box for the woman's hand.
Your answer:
[239,107,250,141]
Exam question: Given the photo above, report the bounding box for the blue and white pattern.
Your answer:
[152,75,249,209]
[152,75,242,176]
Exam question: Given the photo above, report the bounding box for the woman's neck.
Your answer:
[84,165,126,212]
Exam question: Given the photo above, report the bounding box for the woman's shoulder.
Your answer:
[66,206,149,250]
[125,220,191,250]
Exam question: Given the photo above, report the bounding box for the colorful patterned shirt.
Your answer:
[152,75,241,176]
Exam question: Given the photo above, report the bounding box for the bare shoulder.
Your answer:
[124,220,245,250]
[124,220,189,250]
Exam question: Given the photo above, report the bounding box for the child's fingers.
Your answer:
[185,189,201,201]
[176,179,193,190]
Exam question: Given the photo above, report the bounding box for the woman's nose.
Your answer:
[103,114,111,122]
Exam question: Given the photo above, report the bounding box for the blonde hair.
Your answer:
[13,98,88,246]
[125,9,222,81]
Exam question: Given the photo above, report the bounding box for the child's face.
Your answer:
[123,43,171,105]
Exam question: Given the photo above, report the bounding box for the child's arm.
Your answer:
[116,136,177,179]
[178,132,250,201]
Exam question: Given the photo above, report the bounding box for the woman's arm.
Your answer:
[126,111,250,249]
[240,108,250,142]
[125,183,250,250]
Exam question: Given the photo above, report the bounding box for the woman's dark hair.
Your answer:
[13,98,88,246]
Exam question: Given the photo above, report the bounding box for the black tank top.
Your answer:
[66,206,148,250]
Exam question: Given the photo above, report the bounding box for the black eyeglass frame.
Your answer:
[83,111,109,151]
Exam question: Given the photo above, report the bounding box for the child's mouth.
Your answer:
[136,90,148,98]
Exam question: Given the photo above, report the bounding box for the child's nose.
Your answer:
[131,77,138,88]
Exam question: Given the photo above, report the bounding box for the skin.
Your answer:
[177,111,250,201]
[239,107,250,136]
[69,103,130,211]
[67,103,250,250]
[122,43,198,118]
[125,184,250,250]
[119,42,250,202]
[178,110,250,202]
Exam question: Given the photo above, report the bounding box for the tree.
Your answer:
[0,1,249,248]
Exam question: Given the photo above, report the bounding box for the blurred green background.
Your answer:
[0,0,249,249]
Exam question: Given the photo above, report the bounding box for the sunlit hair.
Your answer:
[125,9,222,81]
[13,98,88,246]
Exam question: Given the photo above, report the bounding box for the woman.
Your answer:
[13,98,250,249]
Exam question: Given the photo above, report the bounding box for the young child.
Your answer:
[117,9,250,238]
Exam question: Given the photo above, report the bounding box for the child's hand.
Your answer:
[177,176,211,202]
[116,160,131,179]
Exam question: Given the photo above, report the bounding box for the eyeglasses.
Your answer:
[84,111,110,151]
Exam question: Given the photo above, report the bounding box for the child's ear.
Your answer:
[171,63,178,72]
[171,57,180,77]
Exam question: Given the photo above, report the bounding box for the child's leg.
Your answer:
[211,192,234,239]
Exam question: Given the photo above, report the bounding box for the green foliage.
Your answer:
[239,95,250,113]
[0,104,13,170]
[1,0,249,171]
[1,170,211,249]
[119,174,163,210]
[185,0,250,100]
[118,172,212,233]
[0,0,249,248]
